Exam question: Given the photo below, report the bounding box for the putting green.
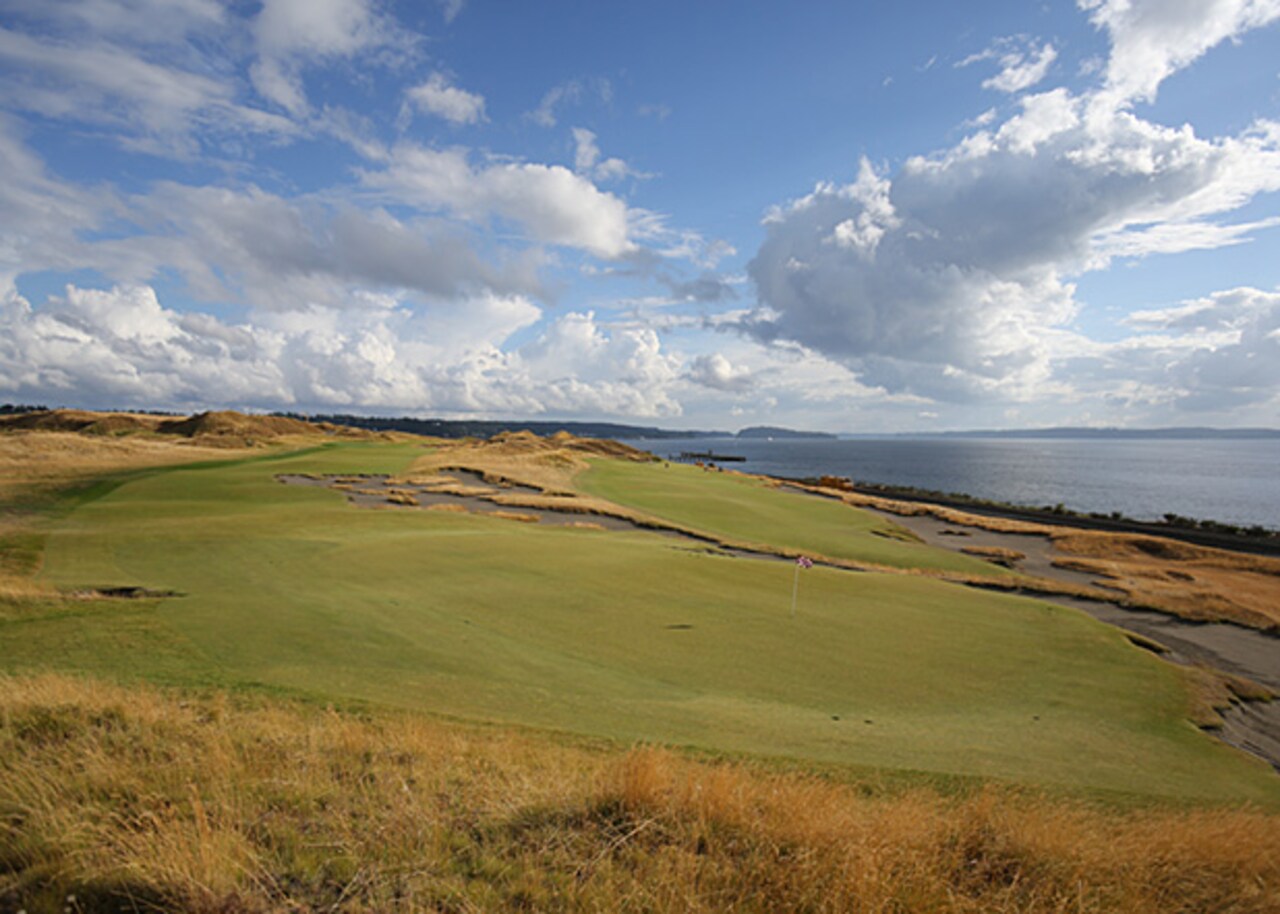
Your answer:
[7,442,1276,802]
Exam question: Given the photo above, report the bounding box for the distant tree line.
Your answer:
[273,412,726,441]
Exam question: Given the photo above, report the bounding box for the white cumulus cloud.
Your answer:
[0,283,685,418]
[959,36,1058,94]
[746,90,1280,402]
[1080,0,1280,104]
[402,73,486,125]
[251,0,411,116]
[571,127,640,183]
[364,145,636,258]
[685,353,754,392]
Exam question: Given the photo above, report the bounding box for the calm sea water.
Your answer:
[619,437,1280,530]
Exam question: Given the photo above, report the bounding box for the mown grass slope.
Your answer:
[579,458,1010,576]
[4,441,1274,802]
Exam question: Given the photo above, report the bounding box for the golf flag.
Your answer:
[791,555,812,617]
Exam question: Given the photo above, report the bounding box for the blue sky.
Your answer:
[2,0,1279,431]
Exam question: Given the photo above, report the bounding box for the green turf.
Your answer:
[4,441,1276,803]
[579,458,1009,577]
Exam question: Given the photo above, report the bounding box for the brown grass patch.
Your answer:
[0,408,388,452]
[1049,532,1280,629]
[425,482,500,497]
[825,486,1056,536]
[426,503,470,514]
[1,674,1276,913]
[0,430,257,504]
[490,510,540,524]
[960,546,1027,567]
[1180,665,1276,729]
[407,430,654,495]
[485,492,617,514]
[385,492,419,506]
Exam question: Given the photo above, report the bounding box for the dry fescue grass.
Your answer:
[782,482,1058,537]
[422,482,501,497]
[1179,665,1277,729]
[408,430,653,496]
[490,510,540,524]
[392,476,497,497]
[0,408,392,455]
[960,546,1027,568]
[0,431,255,504]
[793,480,1280,631]
[1,674,1276,914]
[426,503,470,514]
[1048,532,1280,630]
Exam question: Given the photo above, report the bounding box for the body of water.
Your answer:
[619,436,1280,531]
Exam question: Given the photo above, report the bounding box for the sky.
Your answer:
[1,0,1279,433]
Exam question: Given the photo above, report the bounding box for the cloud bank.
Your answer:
[0,282,682,417]
[745,0,1280,415]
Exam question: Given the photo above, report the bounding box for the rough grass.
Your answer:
[407,429,651,496]
[1049,531,1280,630]
[2,674,1277,914]
[961,546,1028,568]
[0,407,390,450]
[0,430,256,505]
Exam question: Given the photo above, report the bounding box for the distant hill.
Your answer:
[0,408,378,446]
[736,425,837,440]
[290,413,729,440]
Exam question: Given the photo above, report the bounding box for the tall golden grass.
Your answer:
[1048,532,1280,629]
[407,429,652,496]
[0,430,254,503]
[2,674,1276,913]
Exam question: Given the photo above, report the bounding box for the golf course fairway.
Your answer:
[9,440,1278,803]
[579,457,1011,576]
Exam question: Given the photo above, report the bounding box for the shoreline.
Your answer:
[781,475,1280,557]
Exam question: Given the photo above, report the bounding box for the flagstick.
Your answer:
[790,562,800,619]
